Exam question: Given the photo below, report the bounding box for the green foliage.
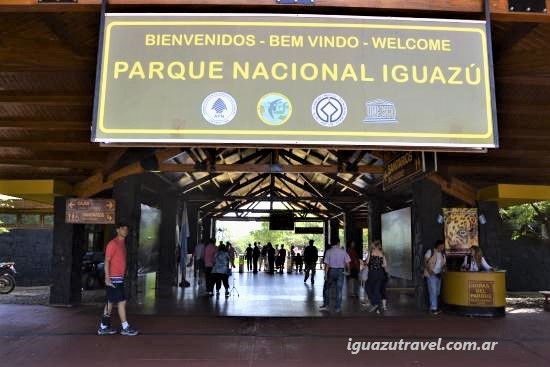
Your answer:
[0,199,15,234]
[240,221,324,253]
[499,201,550,240]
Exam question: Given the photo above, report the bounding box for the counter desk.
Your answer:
[442,270,506,317]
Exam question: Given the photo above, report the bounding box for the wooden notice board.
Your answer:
[65,198,116,224]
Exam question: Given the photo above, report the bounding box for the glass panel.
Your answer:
[20,214,41,225]
[43,214,54,226]
[0,213,17,225]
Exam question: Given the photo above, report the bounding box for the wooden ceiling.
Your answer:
[0,0,549,218]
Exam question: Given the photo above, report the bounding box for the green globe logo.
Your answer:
[257,93,292,126]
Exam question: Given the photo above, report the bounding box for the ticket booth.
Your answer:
[442,271,506,317]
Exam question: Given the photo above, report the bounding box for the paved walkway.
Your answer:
[1,303,549,367]
[1,273,550,366]
[134,271,419,317]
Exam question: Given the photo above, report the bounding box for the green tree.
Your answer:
[0,199,16,234]
[500,201,550,240]
[243,221,324,251]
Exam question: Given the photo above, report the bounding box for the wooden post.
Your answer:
[50,196,84,305]
[112,175,141,302]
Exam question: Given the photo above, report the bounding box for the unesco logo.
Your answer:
[201,92,237,126]
[311,93,347,127]
[363,99,398,123]
[257,92,292,126]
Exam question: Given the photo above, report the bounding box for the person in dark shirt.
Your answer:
[245,244,253,271]
[277,245,287,274]
[303,239,319,284]
[252,243,261,274]
[267,243,276,275]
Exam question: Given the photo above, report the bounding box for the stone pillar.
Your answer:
[212,218,218,241]
[328,216,340,249]
[478,200,501,267]
[345,210,364,257]
[368,198,383,244]
[113,175,141,302]
[187,203,199,253]
[158,193,177,290]
[50,196,85,305]
[412,179,444,310]
[201,214,213,242]
[323,220,330,249]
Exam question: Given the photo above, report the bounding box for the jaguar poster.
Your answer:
[443,208,478,256]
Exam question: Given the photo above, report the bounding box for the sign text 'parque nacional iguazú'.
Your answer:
[92,14,497,148]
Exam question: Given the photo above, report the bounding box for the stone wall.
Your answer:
[478,201,550,292]
[493,236,550,291]
[0,228,53,286]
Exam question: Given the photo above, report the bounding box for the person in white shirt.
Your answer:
[461,246,493,272]
[424,240,446,315]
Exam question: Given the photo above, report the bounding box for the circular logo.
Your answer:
[201,92,237,126]
[311,93,347,127]
[257,92,292,126]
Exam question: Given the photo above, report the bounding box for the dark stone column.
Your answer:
[201,214,213,242]
[478,200,501,267]
[187,203,199,251]
[328,216,340,249]
[345,210,364,257]
[412,179,444,310]
[158,193,177,290]
[113,175,141,302]
[50,196,85,305]
[368,199,383,244]
[212,218,218,241]
[323,220,330,249]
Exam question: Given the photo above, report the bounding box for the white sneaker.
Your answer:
[368,305,379,313]
[319,305,329,311]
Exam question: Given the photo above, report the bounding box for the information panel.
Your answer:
[65,199,115,224]
[93,14,496,148]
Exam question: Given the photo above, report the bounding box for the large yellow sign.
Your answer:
[93,14,497,148]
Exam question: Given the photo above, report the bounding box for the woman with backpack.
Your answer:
[424,240,447,315]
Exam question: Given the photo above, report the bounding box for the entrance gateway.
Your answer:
[74,10,498,313]
[3,1,548,316]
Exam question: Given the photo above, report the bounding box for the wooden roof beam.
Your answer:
[158,162,383,174]
[2,0,550,23]
[0,0,484,13]
[427,172,477,206]
[0,94,92,106]
[0,120,88,130]
[0,141,107,151]
[0,159,102,170]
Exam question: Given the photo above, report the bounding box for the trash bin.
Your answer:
[238,254,244,273]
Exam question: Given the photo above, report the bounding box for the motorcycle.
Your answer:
[81,252,105,290]
[0,262,16,294]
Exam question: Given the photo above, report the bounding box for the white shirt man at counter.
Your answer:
[424,240,446,315]
[320,239,350,313]
[461,245,493,272]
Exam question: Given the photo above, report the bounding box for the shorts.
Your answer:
[106,278,126,303]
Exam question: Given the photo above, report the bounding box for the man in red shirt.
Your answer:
[97,223,138,336]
